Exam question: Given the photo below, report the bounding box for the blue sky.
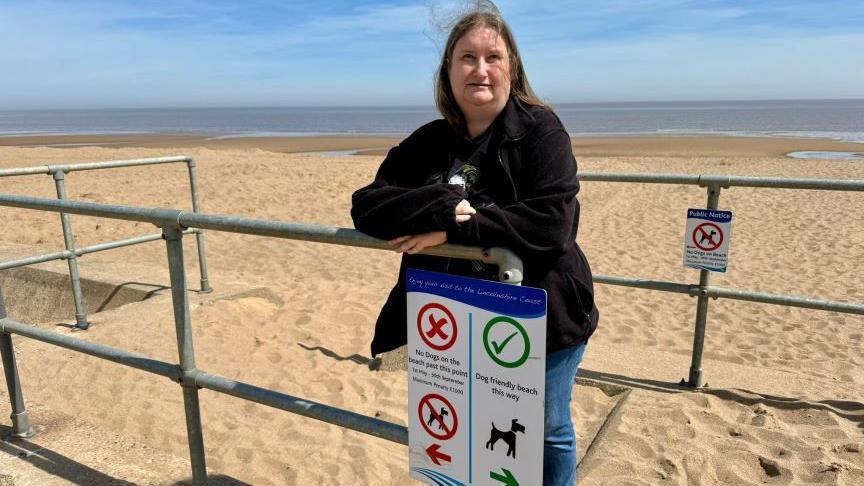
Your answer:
[1,0,862,109]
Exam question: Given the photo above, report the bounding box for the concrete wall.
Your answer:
[0,267,157,324]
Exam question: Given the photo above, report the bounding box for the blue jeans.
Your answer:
[544,342,587,486]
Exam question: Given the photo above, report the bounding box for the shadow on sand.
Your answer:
[171,475,252,486]
[0,426,135,485]
[578,368,864,430]
[1,425,252,485]
[296,342,376,367]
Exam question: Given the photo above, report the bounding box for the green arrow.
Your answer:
[489,468,518,486]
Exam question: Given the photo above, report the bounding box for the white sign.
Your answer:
[407,268,547,486]
[684,208,733,272]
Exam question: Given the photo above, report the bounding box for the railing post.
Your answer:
[686,182,723,387]
[185,158,213,294]
[50,168,90,330]
[0,289,36,438]
[163,225,208,484]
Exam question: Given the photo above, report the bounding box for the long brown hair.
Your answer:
[434,3,547,132]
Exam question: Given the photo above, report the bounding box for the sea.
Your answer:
[1,99,862,144]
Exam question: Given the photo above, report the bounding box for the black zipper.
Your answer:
[496,135,523,203]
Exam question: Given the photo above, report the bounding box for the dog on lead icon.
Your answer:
[485,418,525,458]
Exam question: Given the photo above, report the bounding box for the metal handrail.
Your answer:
[0,195,523,485]
[0,156,212,328]
[0,229,200,271]
[0,155,193,177]
[580,171,864,386]
[1,169,862,484]
[0,313,409,444]
[590,274,864,315]
[0,194,524,283]
[579,172,864,191]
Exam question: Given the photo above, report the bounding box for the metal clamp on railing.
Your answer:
[697,174,732,189]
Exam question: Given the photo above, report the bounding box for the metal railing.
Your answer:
[0,171,862,483]
[0,193,524,485]
[578,172,864,387]
[0,156,212,329]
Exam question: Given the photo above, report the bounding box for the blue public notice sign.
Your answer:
[684,209,733,272]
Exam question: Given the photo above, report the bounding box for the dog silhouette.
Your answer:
[700,229,718,245]
[426,407,449,430]
[486,419,526,458]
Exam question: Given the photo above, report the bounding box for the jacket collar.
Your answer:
[498,95,535,141]
[450,96,535,142]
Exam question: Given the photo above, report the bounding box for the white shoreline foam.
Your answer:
[786,151,864,160]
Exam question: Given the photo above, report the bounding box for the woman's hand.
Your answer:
[455,199,476,223]
[386,200,474,254]
[388,232,447,254]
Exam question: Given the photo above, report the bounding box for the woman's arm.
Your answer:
[446,127,580,256]
[351,124,468,240]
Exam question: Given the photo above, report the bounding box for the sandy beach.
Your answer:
[0,135,862,485]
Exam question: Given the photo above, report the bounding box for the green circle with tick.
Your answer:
[483,316,530,368]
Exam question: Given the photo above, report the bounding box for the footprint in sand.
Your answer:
[346,445,365,458]
[372,379,391,398]
[320,378,343,393]
[627,435,658,460]
[322,462,340,476]
[234,447,253,462]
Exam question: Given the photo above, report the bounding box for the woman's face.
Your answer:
[448,26,511,120]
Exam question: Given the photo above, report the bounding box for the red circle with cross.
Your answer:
[417,303,457,351]
[418,393,458,440]
[692,222,723,251]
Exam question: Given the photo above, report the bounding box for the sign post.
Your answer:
[684,209,733,272]
[407,269,547,486]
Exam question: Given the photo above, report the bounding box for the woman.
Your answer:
[351,4,598,485]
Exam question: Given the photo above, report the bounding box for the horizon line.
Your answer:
[3,97,863,112]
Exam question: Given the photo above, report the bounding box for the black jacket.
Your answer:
[352,96,598,356]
